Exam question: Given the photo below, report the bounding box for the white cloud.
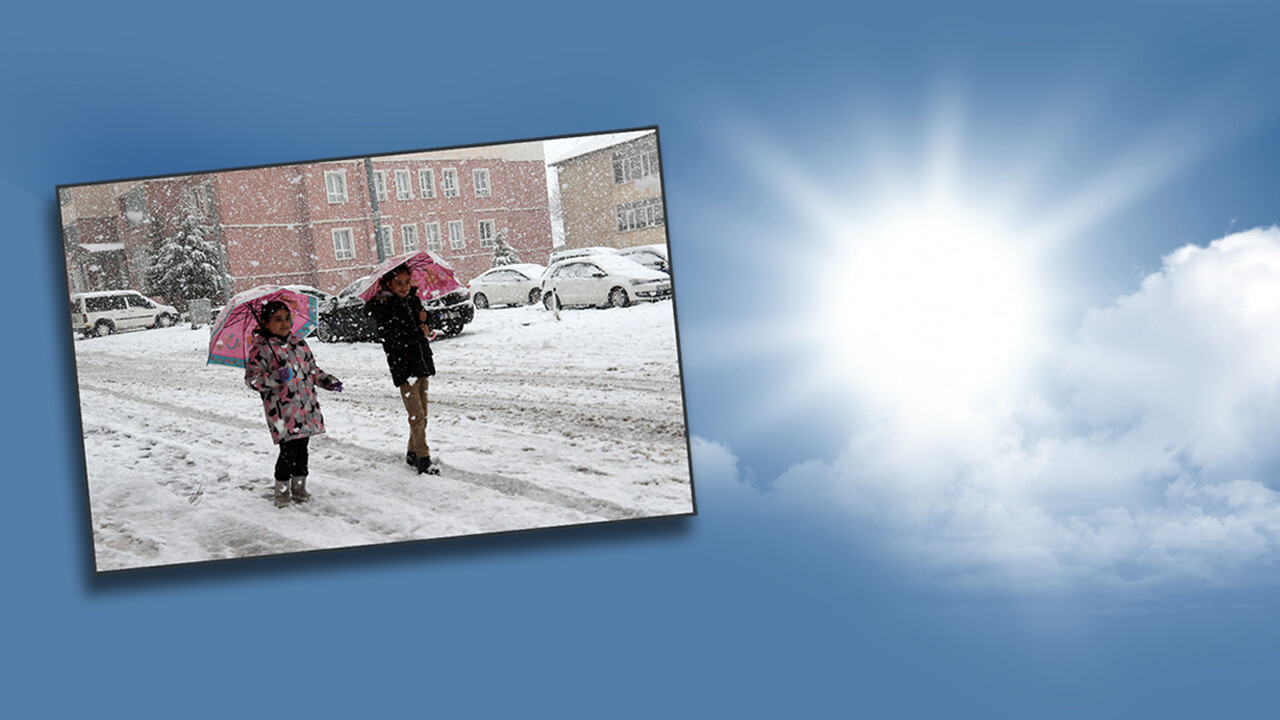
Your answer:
[712,227,1280,591]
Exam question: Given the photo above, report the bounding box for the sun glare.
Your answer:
[822,196,1042,415]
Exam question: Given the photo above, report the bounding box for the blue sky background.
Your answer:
[6,1,1280,716]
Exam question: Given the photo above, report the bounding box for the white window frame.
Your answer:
[425,222,442,252]
[478,219,496,247]
[332,228,355,260]
[325,171,348,204]
[442,168,459,198]
[611,146,661,185]
[395,169,413,200]
[448,220,465,249]
[373,170,388,202]
[419,168,435,198]
[615,197,665,232]
[402,223,419,252]
[473,168,491,198]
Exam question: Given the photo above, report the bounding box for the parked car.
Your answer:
[281,284,333,307]
[617,244,670,274]
[541,254,672,310]
[547,246,618,266]
[70,290,180,338]
[315,275,475,341]
[467,263,547,308]
[281,284,333,336]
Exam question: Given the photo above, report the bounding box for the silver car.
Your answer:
[467,263,546,308]
[541,254,671,310]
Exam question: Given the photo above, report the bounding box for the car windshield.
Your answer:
[338,278,368,297]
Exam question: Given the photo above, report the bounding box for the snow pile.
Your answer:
[72,301,693,571]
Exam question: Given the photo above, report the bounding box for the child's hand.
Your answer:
[276,367,293,383]
[329,380,344,393]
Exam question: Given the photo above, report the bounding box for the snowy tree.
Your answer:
[490,230,521,267]
[144,193,225,311]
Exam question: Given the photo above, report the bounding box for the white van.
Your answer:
[70,290,180,338]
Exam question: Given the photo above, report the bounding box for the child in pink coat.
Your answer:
[244,300,343,507]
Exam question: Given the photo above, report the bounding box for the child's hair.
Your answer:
[379,264,412,291]
[254,299,291,336]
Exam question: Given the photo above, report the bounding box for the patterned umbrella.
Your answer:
[207,285,320,368]
[358,250,463,303]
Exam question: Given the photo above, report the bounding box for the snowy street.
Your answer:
[73,301,693,571]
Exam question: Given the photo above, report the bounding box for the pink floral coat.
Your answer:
[244,333,339,444]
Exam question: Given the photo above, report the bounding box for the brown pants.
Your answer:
[399,376,430,457]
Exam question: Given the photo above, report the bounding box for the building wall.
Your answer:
[555,134,667,255]
[60,144,554,299]
[367,144,553,283]
[215,163,365,295]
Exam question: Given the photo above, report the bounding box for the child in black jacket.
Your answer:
[363,264,439,475]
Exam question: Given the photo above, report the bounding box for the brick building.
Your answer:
[550,131,666,252]
[60,175,216,296]
[60,140,554,301]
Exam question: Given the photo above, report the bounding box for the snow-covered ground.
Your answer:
[72,301,694,571]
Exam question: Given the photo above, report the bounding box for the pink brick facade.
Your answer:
[61,143,554,300]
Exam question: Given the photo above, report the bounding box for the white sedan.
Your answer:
[541,254,671,310]
[467,263,547,308]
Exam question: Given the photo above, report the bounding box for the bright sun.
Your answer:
[822,194,1042,415]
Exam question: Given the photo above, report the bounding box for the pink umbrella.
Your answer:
[207,285,320,368]
[358,250,463,303]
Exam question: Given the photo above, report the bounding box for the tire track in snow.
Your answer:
[78,381,642,522]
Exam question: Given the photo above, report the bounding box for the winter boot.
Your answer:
[416,454,440,475]
[290,475,311,502]
[406,451,418,467]
[273,480,292,508]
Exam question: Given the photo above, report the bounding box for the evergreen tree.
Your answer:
[144,194,224,311]
[490,230,521,267]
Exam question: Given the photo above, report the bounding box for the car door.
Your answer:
[481,269,509,304]
[580,261,611,304]
[104,295,130,327]
[124,293,157,329]
[558,262,592,305]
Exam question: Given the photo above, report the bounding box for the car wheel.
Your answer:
[155,313,174,328]
[92,321,113,337]
[315,321,333,342]
[473,293,489,309]
[543,292,557,310]
[528,288,541,305]
[608,287,630,308]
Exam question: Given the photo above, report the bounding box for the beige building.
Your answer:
[551,131,666,253]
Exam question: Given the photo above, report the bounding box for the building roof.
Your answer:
[545,131,654,166]
[79,243,125,253]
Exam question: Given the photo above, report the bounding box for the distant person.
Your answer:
[363,264,440,475]
[244,300,344,507]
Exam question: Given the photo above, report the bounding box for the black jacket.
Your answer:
[363,289,435,386]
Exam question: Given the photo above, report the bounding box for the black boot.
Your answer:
[406,451,417,467]
[416,454,440,475]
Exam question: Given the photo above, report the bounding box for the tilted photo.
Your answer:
[60,128,694,572]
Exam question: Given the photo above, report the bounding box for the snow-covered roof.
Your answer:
[485,263,546,278]
[619,243,668,259]
[545,131,654,166]
[71,289,146,298]
[79,243,125,253]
